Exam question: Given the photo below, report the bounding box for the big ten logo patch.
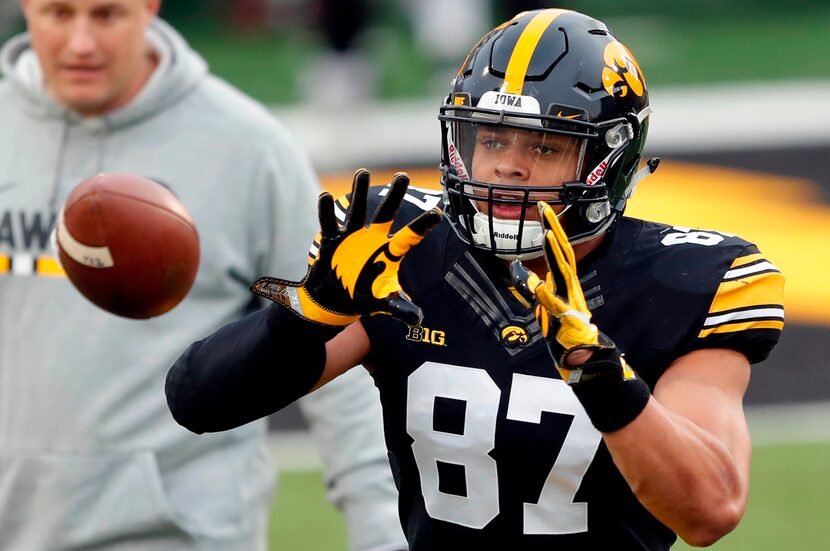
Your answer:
[406,325,446,346]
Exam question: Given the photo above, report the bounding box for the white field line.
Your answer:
[269,401,830,473]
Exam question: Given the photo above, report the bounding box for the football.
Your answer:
[56,172,200,319]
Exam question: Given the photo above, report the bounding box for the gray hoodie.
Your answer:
[0,18,402,551]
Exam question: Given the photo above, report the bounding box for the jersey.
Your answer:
[350,184,784,550]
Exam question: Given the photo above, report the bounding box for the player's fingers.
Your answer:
[543,229,574,287]
[540,201,576,268]
[510,260,541,302]
[317,192,338,237]
[544,227,589,313]
[407,207,442,236]
[538,201,579,273]
[344,168,370,232]
[373,172,409,224]
[382,292,423,327]
[534,281,568,316]
[535,304,551,337]
[538,201,558,233]
[388,208,442,257]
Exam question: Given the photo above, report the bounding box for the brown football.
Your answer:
[56,172,200,319]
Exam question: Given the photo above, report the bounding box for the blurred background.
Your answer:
[3,1,828,549]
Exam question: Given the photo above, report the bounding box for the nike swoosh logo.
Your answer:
[0,182,17,194]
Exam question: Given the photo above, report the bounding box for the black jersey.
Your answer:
[348,185,784,550]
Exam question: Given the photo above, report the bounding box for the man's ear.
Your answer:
[20,0,30,17]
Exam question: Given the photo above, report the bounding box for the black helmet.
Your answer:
[438,8,658,260]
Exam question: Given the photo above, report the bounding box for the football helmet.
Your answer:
[439,8,658,260]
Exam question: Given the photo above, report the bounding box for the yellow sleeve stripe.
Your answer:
[723,260,779,281]
[307,232,322,265]
[333,197,349,224]
[700,260,784,338]
[0,255,9,273]
[730,252,766,269]
[708,270,785,314]
[699,319,784,338]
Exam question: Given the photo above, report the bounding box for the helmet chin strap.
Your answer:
[471,212,545,261]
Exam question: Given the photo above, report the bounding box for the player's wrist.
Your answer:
[254,276,360,327]
[569,361,651,433]
[264,299,348,341]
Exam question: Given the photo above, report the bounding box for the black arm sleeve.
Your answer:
[165,303,340,434]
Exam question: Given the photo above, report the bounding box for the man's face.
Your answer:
[21,0,159,115]
[470,126,582,221]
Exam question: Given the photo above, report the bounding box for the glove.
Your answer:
[510,200,637,385]
[251,169,442,328]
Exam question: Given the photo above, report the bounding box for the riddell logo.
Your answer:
[585,161,608,186]
[447,143,469,179]
[494,231,518,240]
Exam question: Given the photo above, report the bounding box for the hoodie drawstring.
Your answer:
[48,114,71,214]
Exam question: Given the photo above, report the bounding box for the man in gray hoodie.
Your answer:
[0,1,405,550]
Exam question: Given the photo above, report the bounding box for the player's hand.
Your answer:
[511,201,636,385]
[251,169,442,327]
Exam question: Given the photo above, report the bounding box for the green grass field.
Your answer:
[268,440,830,550]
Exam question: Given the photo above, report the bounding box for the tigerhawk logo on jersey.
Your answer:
[500,325,529,348]
[406,325,446,346]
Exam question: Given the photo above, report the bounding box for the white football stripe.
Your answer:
[56,207,114,268]
[11,253,33,276]
[705,307,785,327]
[724,261,778,280]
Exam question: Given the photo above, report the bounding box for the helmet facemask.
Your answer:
[437,9,657,259]
[440,97,635,259]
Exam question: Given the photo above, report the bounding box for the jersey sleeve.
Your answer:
[695,245,785,363]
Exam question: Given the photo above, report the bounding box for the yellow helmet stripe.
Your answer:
[503,9,569,95]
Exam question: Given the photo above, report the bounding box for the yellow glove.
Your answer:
[252,169,442,327]
[511,201,636,385]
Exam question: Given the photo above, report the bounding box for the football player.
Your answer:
[167,8,785,550]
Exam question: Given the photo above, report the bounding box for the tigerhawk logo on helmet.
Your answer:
[439,8,659,260]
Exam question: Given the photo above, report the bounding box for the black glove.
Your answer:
[252,169,442,327]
